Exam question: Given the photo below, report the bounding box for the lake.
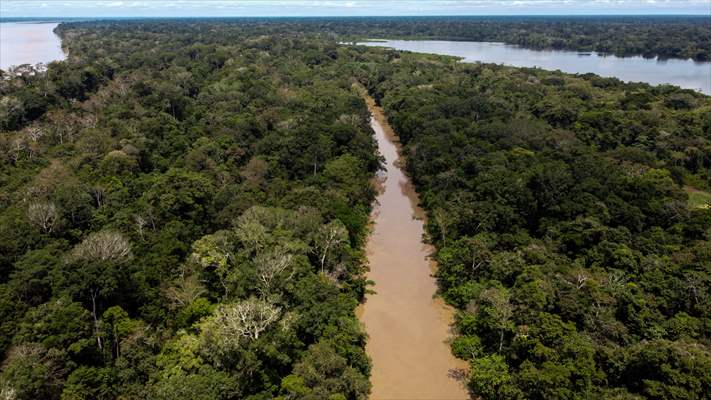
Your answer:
[357,40,711,95]
[0,22,65,71]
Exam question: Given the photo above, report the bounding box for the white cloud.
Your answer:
[1,0,708,17]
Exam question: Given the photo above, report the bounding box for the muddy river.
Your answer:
[359,93,470,399]
[0,22,65,71]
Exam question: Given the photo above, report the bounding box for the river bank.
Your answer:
[357,86,470,400]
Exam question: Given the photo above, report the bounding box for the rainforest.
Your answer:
[0,18,710,400]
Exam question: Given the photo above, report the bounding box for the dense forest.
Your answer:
[361,47,711,398]
[0,21,379,400]
[1,18,710,400]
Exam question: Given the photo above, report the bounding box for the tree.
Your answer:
[254,247,294,297]
[189,230,235,293]
[476,287,514,352]
[286,342,370,400]
[203,298,281,344]
[70,230,132,263]
[314,220,348,274]
[468,354,521,400]
[67,230,132,351]
[432,207,453,247]
[27,202,58,234]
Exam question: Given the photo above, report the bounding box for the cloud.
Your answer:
[1,0,708,17]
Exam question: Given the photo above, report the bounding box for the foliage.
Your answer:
[363,45,711,399]
[0,20,378,399]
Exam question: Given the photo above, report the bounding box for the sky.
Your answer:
[1,0,710,17]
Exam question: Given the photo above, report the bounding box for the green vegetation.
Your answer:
[361,46,711,399]
[0,21,379,400]
[1,17,710,400]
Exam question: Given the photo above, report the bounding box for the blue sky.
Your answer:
[2,0,709,17]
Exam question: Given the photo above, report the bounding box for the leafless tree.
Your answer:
[314,220,348,273]
[25,125,45,143]
[562,270,590,290]
[164,273,206,310]
[9,137,25,165]
[91,186,105,208]
[255,247,294,296]
[71,230,132,263]
[134,214,147,239]
[212,298,281,341]
[684,273,705,305]
[27,201,58,234]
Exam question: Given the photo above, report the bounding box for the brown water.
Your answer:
[0,22,65,71]
[359,92,470,400]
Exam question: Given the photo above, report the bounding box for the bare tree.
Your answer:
[90,186,105,208]
[9,137,25,165]
[684,272,706,305]
[255,247,294,296]
[562,270,590,290]
[314,220,348,273]
[71,230,132,263]
[27,201,58,234]
[134,214,146,239]
[164,273,206,310]
[69,230,131,351]
[25,125,45,143]
[212,298,281,342]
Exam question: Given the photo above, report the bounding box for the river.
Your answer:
[357,40,711,95]
[0,22,65,71]
[359,90,470,399]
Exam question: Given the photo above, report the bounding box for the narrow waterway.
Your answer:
[359,92,470,400]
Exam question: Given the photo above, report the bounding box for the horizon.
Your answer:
[2,15,709,21]
[2,1,710,18]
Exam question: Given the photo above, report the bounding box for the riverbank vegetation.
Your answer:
[359,46,711,399]
[0,21,378,400]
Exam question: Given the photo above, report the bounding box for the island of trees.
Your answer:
[0,18,710,400]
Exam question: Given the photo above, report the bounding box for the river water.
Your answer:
[0,22,65,71]
[359,92,470,399]
[358,40,711,95]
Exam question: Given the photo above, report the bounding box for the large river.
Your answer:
[358,40,711,95]
[0,22,65,71]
